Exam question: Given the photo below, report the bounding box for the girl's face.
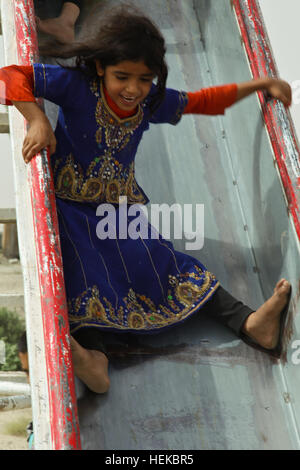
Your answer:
[95,60,155,111]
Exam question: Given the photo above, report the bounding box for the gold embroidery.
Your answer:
[69,285,116,328]
[106,179,121,204]
[98,160,115,183]
[94,81,144,151]
[128,312,145,329]
[57,164,77,195]
[68,266,220,332]
[176,281,207,307]
[54,152,147,204]
[81,178,103,200]
[146,313,168,325]
[127,171,147,203]
[53,78,146,205]
[86,297,106,321]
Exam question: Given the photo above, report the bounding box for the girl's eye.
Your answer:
[115,76,152,82]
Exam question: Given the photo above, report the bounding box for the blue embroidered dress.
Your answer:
[33,64,219,335]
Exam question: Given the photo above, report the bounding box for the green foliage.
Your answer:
[0,307,25,371]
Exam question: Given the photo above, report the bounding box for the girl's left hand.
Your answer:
[265,78,292,107]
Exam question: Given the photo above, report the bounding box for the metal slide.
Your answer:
[2,0,300,450]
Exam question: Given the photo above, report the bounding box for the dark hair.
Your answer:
[39,4,168,113]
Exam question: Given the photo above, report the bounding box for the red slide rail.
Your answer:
[233,0,300,242]
[10,0,299,450]
[13,0,81,450]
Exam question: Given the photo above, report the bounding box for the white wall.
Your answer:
[259,0,300,142]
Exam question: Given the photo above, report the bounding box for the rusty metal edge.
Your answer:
[233,0,300,243]
[13,0,81,450]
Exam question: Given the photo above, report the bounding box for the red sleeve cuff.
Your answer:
[0,65,35,106]
[184,83,238,115]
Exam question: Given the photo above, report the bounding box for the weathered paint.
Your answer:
[233,0,300,241]
[1,0,51,448]
[12,0,81,450]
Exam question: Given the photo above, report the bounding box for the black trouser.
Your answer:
[72,286,254,355]
[201,285,253,335]
[34,0,82,13]
[61,0,82,7]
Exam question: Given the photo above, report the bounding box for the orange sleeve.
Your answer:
[0,65,35,106]
[184,83,238,115]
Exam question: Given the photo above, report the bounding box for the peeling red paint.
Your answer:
[233,0,300,242]
[13,0,81,450]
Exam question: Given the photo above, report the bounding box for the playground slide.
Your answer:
[2,0,300,450]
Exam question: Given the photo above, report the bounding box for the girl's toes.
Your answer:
[274,279,289,295]
[279,280,291,295]
[275,279,285,290]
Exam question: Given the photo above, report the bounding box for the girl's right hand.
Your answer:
[22,117,57,164]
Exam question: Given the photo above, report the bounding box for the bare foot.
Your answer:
[36,16,75,44]
[242,279,291,350]
[70,336,110,394]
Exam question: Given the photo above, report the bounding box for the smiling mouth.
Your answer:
[120,95,138,104]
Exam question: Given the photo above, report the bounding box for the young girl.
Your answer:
[0,6,292,394]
